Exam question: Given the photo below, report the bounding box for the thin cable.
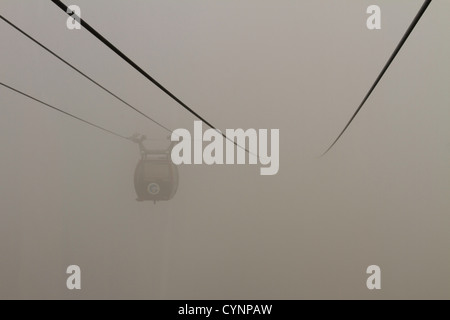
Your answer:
[322,0,432,156]
[0,15,173,134]
[50,0,253,155]
[0,82,130,141]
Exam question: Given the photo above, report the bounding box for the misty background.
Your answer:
[0,0,449,299]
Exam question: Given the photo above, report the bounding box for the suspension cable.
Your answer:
[0,15,173,134]
[0,82,130,141]
[50,0,252,154]
[322,0,432,155]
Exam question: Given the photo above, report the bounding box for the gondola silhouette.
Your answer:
[130,134,179,204]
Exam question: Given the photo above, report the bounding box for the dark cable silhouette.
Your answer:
[0,82,130,141]
[323,0,432,155]
[0,15,173,134]
[50,0,251,154]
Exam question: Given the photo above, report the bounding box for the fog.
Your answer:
[0,0,449,299]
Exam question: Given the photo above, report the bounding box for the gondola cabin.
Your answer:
[134,154,179,202]
[130,135,179,203]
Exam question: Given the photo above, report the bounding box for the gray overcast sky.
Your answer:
[0,0,449,299]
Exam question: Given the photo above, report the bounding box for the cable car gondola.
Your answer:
[130,135,179,203]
